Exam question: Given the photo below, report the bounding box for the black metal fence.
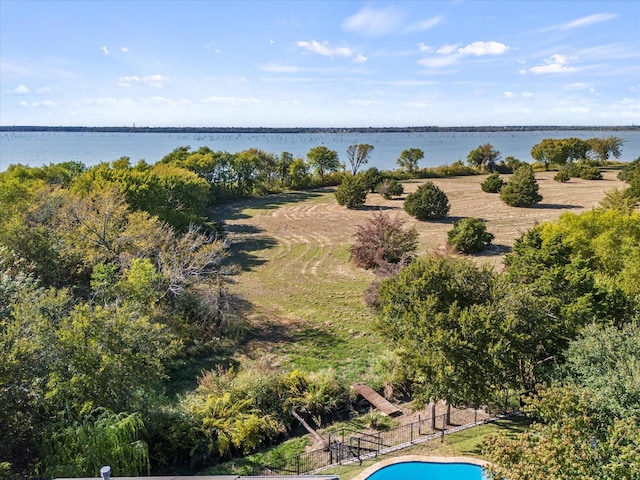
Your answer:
[252,408,492,476]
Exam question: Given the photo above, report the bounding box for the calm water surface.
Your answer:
[365,461,485,480]
[1,130,639,171]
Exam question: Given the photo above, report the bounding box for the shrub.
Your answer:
[503,156,527,173]
[403,182,450,220]
[500,165,542,207]
[349,213,418,270]
[447,217,495,254]
[564,163,603,180]
[618,157,640,182]
[335,174,367,208]
[577,166,603,180]
[361,167,384,193]
[554,168,571,183]
[481,173,505,193]
[378,178,404,199]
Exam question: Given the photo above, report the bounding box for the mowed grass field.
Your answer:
[215,170,627,382]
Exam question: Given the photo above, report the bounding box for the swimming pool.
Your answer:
[353,455,488,480]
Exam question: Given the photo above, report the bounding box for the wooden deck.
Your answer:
[350,383,403,417]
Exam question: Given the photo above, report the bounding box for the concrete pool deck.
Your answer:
[351,455,490,480]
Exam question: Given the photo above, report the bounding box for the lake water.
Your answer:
[1,130,639,172]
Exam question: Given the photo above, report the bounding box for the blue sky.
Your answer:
[1,0,638,127]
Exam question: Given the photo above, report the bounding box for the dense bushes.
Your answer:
[403,182,450,220]
[480,173,505,193]
[335,174,367,208]
[377,178,404,199]
[350,213,418,270]
[500,165,542,207]
[447,218,494,253]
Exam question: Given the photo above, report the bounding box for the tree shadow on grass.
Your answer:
[429,215,468,225]
[288,325,347,360]
[227,234,278,272]
[532,203,581,210]
[215,190,327,220]
[356,205,400,211]
[475,244,512,257]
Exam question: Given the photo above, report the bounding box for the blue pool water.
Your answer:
[365,461,485,480]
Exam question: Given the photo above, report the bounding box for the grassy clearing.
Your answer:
[211,171,626,383]
[216,189,388,382]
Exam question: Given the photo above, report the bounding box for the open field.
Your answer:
[215,170,627,380]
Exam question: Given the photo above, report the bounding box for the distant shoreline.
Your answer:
[1,125,638,134]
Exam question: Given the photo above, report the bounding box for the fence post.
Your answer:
[297,455,300,475]
[411,419,414,443]
[329,434,333,465]
[441,414,446,443]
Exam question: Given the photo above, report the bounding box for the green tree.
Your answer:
[553,168,571,183]
[346,143,374,175]
[484,384,640,480]
[306,146,341,182]
[480,173,505,193]
[589,136,625,163]
[562,137,590,162]
[403,182,450,220]
[500,165,542,207]
[335,174,367,208]
[187,392,283,464]
[378,178,404,199]
[396,148,424,173]
[349,213,418,270]
[467,143,500,172]
[376,256,499,406]
[361,167,384,193]
[42,411,150,478]
[288,158,311,189]
[531,138,566,170]
[447,218,494,254]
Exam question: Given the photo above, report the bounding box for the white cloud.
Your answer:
[30,100,57,108]
[457,41,508,56]
[418,55,460,68]
[437,44,459,55]
[342,5,404,36]
[504,91,514,98]
[522,92,534,97]
[297,40,353,58]
[419,40,507,69]
[117,74,168,88]
[562,13,617,29]
[353,54,368,64]
[121,47,129,53]
[405,16,443,33]
[529,54,577,74]
[13,84,29,94]
[101,46,110,55]
[37,86,53,94]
